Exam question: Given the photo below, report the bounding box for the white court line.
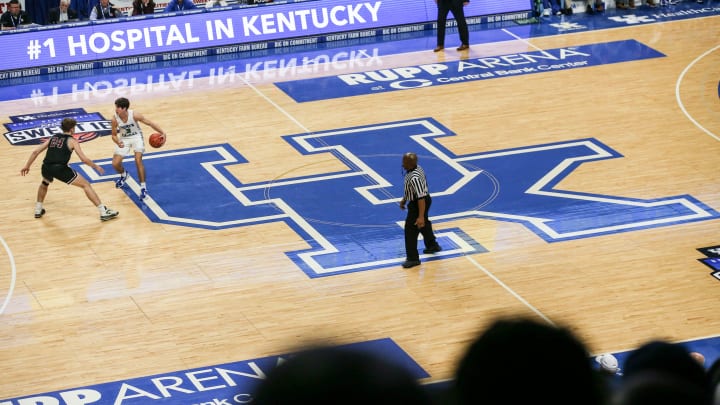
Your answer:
[464,254,555,326]
[502,27,546,52]
[0,235,17,315]
[676,44,720,142]
[502,25,720,142]
[238,72,555,324]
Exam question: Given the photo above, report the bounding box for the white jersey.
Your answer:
[115,110,143,139]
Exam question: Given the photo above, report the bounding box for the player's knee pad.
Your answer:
[41,180,50,186]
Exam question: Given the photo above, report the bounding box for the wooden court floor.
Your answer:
[1,12,720,400]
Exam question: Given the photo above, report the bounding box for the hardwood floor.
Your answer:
[1,10,719,400]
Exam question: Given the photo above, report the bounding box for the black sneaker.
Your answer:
[423,245,442,254]
[34,208,45,218]
[402,260,421,268]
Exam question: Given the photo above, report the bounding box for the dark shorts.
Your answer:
[41,163,78,184]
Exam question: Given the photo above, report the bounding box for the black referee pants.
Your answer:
[404,196,439,261]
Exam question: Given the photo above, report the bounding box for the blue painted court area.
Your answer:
[72,120,719,277]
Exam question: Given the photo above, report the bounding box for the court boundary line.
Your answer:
[464,255,555,325]
[0,235,17,315]
[676,43,720,142]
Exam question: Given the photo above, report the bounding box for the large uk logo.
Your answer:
[74,118,719,278]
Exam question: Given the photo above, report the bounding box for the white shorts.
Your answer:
[114,136,145,156]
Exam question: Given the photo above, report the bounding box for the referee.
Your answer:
[399,152,441,268]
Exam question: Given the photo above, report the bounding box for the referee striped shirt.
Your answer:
[404,165,429,202]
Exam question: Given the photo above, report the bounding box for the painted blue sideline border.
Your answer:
[0,338,430,404]
[2,336,718,403]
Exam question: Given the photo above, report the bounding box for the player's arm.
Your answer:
[135,112,166,138]
[69,138,105,175]
[111,117,123,147]
[20,141,50,176]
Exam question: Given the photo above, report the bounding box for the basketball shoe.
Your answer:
[115,172,128,188]
[101,208,119,221]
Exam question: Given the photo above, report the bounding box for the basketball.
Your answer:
[149,133,165,148]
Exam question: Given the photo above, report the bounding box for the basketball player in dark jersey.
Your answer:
[20,118,119,221]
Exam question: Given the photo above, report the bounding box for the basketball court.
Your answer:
[1,3,720,402]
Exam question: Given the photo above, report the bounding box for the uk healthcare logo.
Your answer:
[608,15,657,24]
[74,118,719,278]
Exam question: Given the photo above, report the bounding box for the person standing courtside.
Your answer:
[19,118,119,221]
[111,97,167,201]
[434,0,470,52]
[399,152,441,268]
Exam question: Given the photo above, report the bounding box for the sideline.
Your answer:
[0,235,17,315]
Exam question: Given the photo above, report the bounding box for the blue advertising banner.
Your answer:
[275,39,666,102]
[0,338,430,405]
[0,0,530,73]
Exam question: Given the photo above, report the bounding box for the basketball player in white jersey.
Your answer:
[111,97,167,200]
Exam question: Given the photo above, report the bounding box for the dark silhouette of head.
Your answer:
[455,317,599,405]
[613,371,709,405]
[622,340,708,394]
[251,344,432,405]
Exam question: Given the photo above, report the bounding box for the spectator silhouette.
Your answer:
[454,317,601,405]
[622,340,708,392]
[251,344,432,404]
[707,357,720,405]
[612,371,709,405]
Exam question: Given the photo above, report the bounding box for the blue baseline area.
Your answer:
[275,39,666,102]
[0,338,430,404]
